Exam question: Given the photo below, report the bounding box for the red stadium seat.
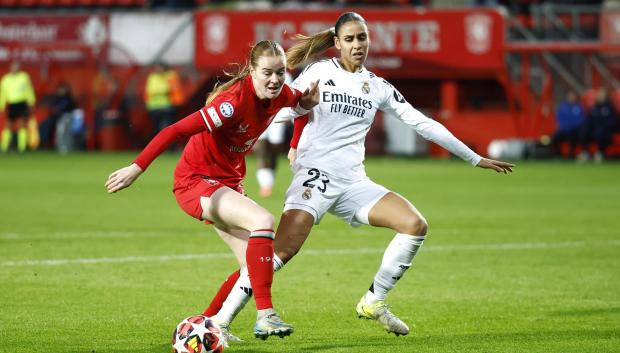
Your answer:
[56,0,77,5]
[38,0,56,6]
[0,0,18,7]
[96,0,115,6]
[19,0,38,6]
[75,0,96,5]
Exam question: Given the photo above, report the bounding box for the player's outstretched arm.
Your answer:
[105,163,143,193]
[476,158,515,174]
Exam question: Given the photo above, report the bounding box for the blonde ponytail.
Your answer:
[205,64,250,106]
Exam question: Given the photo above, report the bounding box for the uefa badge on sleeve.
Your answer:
[219,102,234,118]
[302,187,312,200]
[361,81,370,94]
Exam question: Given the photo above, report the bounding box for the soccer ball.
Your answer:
[172,315,225,353]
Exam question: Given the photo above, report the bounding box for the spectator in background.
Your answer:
[165,65,185,116]
[578,87,618,163]
[92,65,130,150]
[0,60,36,153]
[40,82,77,149]
[550,91,584,159]
[92,65,119,129]
[145,63,176,140]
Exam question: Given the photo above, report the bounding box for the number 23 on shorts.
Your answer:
[302,168,330,193]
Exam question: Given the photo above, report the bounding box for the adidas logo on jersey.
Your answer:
[324,79,336,86]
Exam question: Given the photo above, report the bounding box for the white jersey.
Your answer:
[285,58,482,181]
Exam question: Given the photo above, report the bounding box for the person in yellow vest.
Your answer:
[165,65,185,110]
[0,61,36,153]
[144,63,175,140]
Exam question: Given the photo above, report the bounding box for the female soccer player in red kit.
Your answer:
[105,40,319,340]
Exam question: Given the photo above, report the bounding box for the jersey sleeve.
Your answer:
[378,79,482,166]
[133,109,207,170]
[199,91,239,133]
[289,115,309,148]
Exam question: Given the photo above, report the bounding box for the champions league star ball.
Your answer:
[172,315,225,353]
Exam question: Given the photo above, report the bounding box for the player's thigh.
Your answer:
[201,187,274,232]
[213,226,249,267]
[274,209,315,263]
[330,178,388,227]
[368,192,428,236]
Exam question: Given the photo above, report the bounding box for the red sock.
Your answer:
[202,269,241,317]
[246,229,275,310]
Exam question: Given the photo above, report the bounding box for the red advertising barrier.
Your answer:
[195,9,505,78]
[0,14,109,63]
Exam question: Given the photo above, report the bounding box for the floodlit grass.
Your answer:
[1,152,618,352]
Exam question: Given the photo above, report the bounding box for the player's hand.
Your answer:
[288,148,297,166]
[299,80,320,110]
[476,158,515,174]
[105,163,143,193]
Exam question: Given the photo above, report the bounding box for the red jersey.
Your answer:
[133,75,301,189]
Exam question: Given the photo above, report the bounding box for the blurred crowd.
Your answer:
[550,88,619,163]
[0,60,184,154]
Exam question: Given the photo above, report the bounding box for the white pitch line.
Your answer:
[1,240,618,267]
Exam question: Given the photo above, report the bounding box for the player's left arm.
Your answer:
[24,73,36,107]
[379,80,514,173]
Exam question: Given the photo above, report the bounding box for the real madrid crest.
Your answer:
[361,81,370,94]
[302,187,312,200]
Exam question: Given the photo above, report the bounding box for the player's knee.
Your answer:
[397,216,428,236]
[249,211,275,231]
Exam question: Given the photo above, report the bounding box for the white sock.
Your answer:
[214,254,285,325]
[213,267,252,326]
[256,168,274,189]
[364,233,426,304]
[273,253,284,272]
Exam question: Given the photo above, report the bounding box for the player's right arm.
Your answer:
[106,94,234,193]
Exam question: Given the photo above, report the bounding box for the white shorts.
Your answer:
[258,121,287,144]
[283,167,389,227]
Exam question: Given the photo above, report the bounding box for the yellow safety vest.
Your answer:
[145,71,172,110]
[0,71,36,111]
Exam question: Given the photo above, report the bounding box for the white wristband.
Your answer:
[293,103,311,116]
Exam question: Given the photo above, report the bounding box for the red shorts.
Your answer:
[174,176,245,224]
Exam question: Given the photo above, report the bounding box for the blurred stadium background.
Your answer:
[1,1,619,353]
[1,0,619,158]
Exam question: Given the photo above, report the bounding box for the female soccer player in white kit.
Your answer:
[205,12,514,338]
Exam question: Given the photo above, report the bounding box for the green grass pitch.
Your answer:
[0,152,618,353]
